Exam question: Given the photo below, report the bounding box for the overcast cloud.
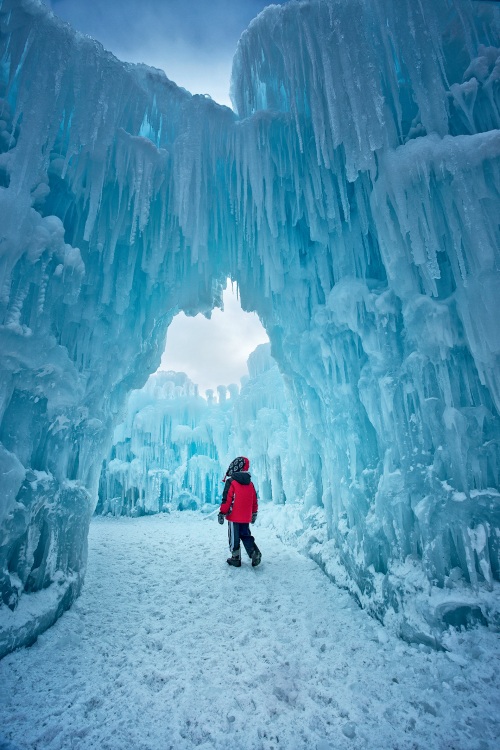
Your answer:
[160,285,269,395]
[48,0,286,106]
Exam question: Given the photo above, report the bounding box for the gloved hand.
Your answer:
[251,512,258,524]
[218,512,225,525]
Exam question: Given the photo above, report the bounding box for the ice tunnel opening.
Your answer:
[95,281,299,517]
[159,281,270,399]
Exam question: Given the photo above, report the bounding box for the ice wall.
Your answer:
[229,0,500,642]
[97,344,293,515]
[229,344,301,507]
[0,0,234,657]
[1,0,500,655]
[97,371,232,516]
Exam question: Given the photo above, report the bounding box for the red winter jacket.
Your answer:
[219,471,258,523]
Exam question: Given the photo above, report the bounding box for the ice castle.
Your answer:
[0,0,499,657]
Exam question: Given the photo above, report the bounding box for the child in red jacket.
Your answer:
[218,456,261,567]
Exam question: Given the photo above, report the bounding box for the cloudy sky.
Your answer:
[47,0,287,107]
[160,283,269,395]
[47,0,276,393]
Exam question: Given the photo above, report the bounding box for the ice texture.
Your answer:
[1,0,500,655]
[97,344,292,516]
[97,371,234,516]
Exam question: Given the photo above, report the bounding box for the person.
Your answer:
[218,456,261,567]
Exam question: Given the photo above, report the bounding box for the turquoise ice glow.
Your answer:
[0,0,499,655]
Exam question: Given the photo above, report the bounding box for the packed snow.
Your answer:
[1,512,499,750]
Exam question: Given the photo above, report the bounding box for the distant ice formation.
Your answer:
[1,0,499,656]
[97,344,291,516]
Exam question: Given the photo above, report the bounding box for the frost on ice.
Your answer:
[97,344,290,516]
[0,0,500,656]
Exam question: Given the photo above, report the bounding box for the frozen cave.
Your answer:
[1,0,500,658]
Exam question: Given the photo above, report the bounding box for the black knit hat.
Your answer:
[224,456,250,479]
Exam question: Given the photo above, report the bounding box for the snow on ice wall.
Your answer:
[97,344,293,516]
[0,0,499,655]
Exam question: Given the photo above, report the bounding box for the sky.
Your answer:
[160,283,269,395]
[46,0,275,392]
[47,0,287,108]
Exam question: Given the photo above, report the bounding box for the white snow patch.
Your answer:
[0,514,499,750]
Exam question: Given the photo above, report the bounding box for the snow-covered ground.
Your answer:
[1,513,499,750]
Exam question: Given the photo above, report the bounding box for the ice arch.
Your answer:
[1,0,500,656]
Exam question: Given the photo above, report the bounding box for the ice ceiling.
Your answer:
[0,0,499,657]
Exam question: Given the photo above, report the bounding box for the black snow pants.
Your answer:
[228,521,256,557]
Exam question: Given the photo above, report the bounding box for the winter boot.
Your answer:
[227,549,241,567]
[251,544,262,567]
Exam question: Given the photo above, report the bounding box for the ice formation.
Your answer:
[97,371,234,516]
[0,0,499,656]
[97,344,291,516]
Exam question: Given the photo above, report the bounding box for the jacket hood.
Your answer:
[230,471,252,485]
